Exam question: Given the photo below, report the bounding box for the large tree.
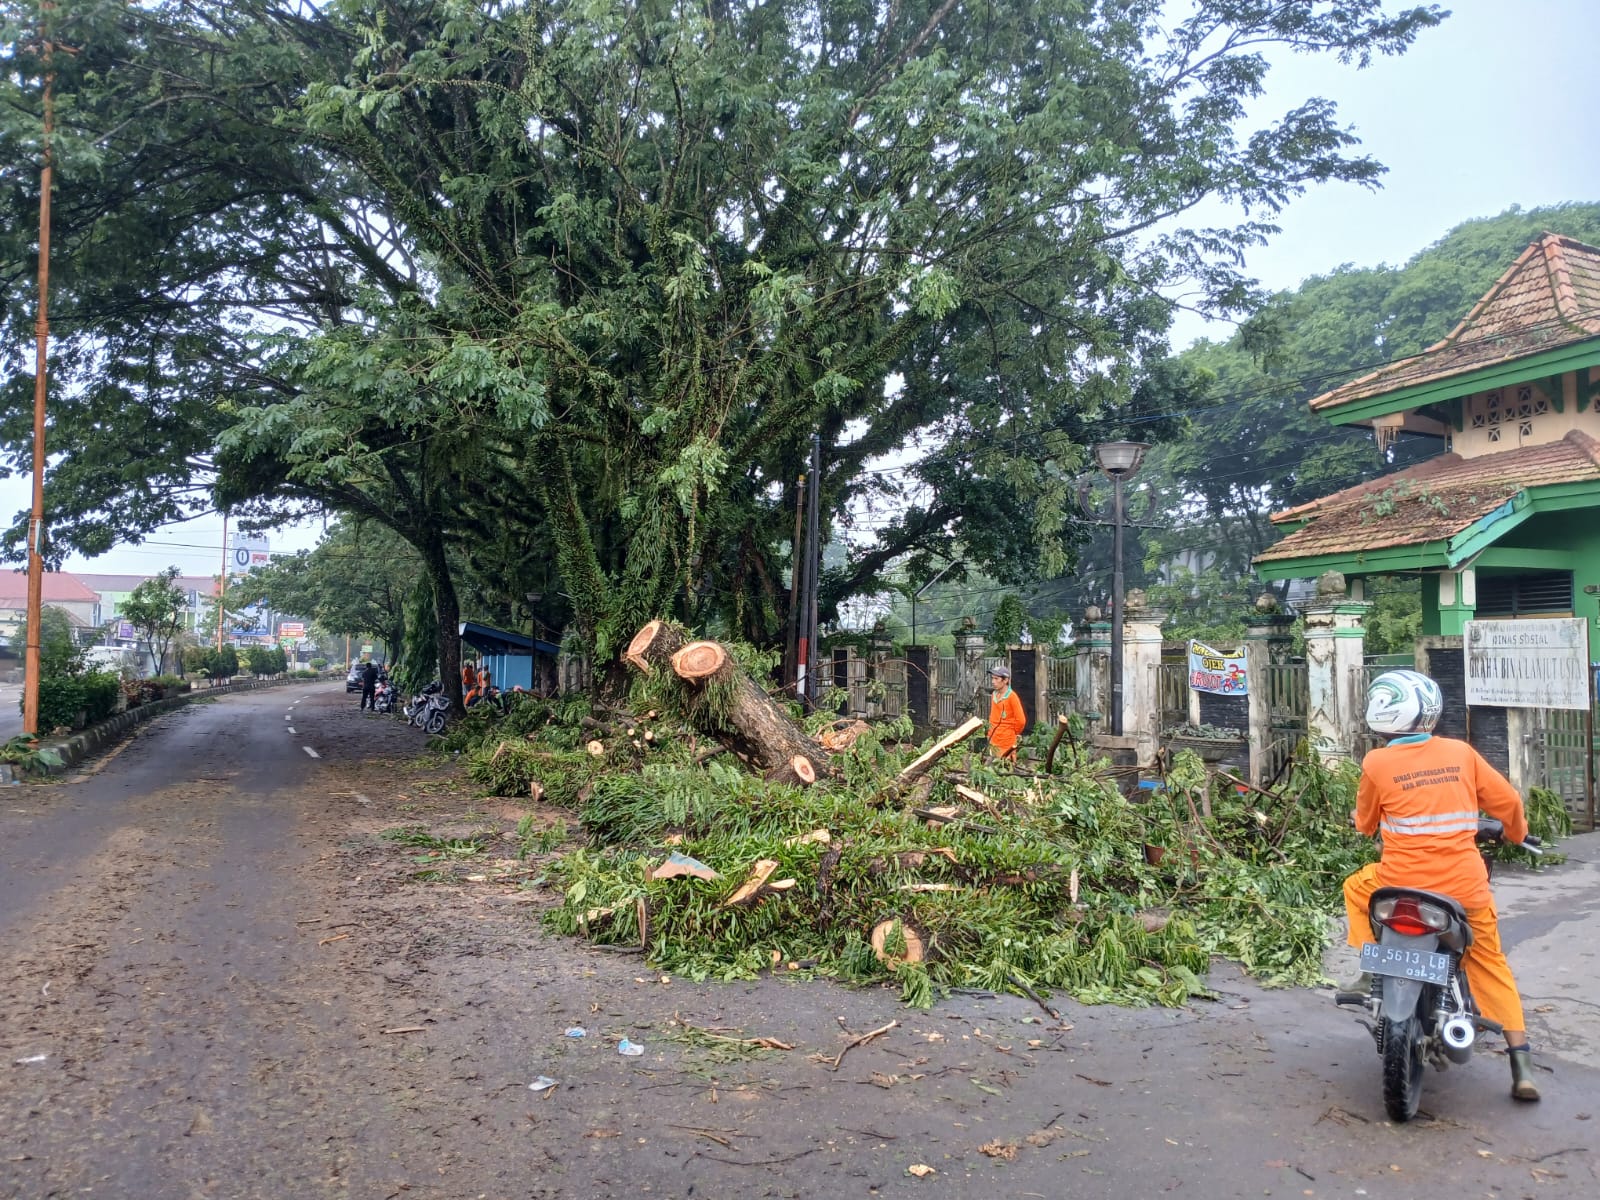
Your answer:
[1,0,1446,688]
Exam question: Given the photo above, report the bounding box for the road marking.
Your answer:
[287,727,296,735]
[303,746,320,759]
[284,714,291,720]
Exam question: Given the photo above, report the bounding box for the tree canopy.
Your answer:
[1,0,1448,685]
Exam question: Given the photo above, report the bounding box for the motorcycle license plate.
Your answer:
[1359,943,1451,985]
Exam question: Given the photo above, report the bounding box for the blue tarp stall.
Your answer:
[459,621,562,693]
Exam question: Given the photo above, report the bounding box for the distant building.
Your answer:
[0,571,102,647]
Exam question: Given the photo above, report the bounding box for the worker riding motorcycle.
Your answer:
[1335,669,1542,1121]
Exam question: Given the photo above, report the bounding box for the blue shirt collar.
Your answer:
[1388,732,1433,745]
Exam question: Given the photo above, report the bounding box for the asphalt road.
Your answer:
[1,687,1596,1200]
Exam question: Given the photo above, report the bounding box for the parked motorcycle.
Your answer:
[404,681,442,727]
[1335,818,1541,1121]
[402,681,450,733]
[372,678,396,714]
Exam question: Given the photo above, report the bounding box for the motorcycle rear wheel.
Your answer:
[424,710,446,734]
[1381,1015,1425,1122]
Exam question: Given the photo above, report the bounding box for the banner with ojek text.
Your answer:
[1188,639,1248,695]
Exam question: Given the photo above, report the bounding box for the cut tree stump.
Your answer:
[624,620,687,674]
[870,918,926,968]
[623,626,833,782]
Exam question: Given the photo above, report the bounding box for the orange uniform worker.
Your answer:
[986,662,1026,761]
[1341,669,1539,1102]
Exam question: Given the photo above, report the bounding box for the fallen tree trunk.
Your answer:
[624,626,833,783]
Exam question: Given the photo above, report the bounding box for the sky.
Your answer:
[5,0,1599,580]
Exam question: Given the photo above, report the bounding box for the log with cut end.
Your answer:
[623,627,830,781]
[869,918,925,967]
[764,755,818,787]
[671,640,730,681]
[624,620,687,674]
[896,717,984,785]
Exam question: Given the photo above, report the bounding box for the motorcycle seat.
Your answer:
[1370,886,1474,952]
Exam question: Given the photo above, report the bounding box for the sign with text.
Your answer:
[1187,639,1248,695]
[229,532,270,573]
[278,621,306,638]
[1464,618,1590,711]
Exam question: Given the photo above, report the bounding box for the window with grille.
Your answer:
[1475,570,1574,617]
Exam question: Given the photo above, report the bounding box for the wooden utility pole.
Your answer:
[22,29,55,737]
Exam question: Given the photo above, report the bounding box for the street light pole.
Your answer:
[1093,441,1149,738]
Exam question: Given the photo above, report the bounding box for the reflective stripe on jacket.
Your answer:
[1355,734,1527,908]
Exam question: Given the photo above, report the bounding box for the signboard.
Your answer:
[278,621,306,638]
[229,533,270,573]
[1187,639,1248,695]
[1464,618,1590,711]
[360,643,374,655]
[116,619,136,640]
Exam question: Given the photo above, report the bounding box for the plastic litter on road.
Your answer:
[529,1076,558,1092]
[617,1038,644,1057]
[565,1027,586,1038]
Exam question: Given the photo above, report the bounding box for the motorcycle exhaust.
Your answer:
[1440,1015,1475,1064]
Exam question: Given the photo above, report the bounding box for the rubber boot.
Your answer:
[1508,1047,1541,1102]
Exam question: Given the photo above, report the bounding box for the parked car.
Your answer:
[346,665,365,692]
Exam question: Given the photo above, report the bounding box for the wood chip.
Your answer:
[381,1026,426,1035]
[979,1140,1018,1159]
[318,933,350,946]
[907,1164,936,1178]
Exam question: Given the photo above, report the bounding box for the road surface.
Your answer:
[2,685,1596,1199]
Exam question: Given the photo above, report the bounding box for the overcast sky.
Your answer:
[6,0,1599,579]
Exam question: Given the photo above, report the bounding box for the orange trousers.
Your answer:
[1342,863,1525,1032]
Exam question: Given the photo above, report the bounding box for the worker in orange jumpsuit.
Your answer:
[1341,669,1539,1102]
[462,660,478,701]
[985,663,1026,762]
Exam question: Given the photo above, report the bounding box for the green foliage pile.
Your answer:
[469,689,1398,1008]
[542,745,1380,1007]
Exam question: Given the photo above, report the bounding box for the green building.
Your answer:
[1253,233,1600,824]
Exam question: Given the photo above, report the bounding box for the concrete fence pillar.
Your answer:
[1301,574,1370,763]
[1121,596,1168,768]
[1076,614,1111,737]
[953,621,988,719]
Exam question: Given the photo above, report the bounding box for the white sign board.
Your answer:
[278,621,306,638]
[230,533,270,572]
[1464,618,1591,711]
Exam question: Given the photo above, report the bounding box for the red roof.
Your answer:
[1309,233,1600,413]
[0,570,101,606]
[1255,429,1600,563]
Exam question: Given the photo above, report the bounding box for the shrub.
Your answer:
[81,671,122,723]
[292,668,319,679]
[34,676,88,731]
[309,657,328,670]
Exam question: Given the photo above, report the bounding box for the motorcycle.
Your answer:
[372,678,396,714]
[1335,818,1541,1122]
[403,681,450,734]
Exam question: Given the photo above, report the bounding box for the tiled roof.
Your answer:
[1255,429,1600,563]
[0,570,101,605]
[1309,233,1600,413]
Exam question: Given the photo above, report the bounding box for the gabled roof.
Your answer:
[1254,429,1600,565]
[0,571,101,606]
[1309,233,1600,414]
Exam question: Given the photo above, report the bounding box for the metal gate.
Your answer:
[1528,706,1597,831]
[934,656,958,726]
[1155,660,1188,733]
[1260,662,1309,785]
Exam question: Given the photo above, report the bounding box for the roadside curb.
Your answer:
[22,677,318,777]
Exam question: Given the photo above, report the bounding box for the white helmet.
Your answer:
[1365,670,1443,737]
